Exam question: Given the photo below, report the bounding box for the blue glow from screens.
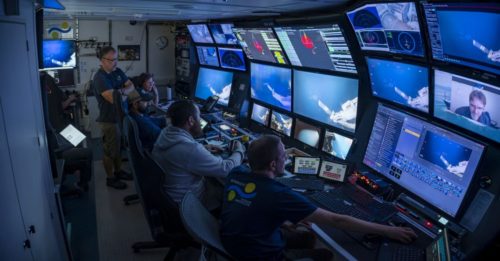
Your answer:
[270,111,292,136]
[233,28,289,64]
[251,63,292,112]
[250,103,270,125]
[187,24,214,43]
[209,24,238,45]
[196,46,219,66]
[346,2,424,56]
[423,3,500,75]
[293,70,358,133]
[434,69,500,143]
[294,119,321,148]
[43,40,76,69]
[363,104,484,217]
[218,48,246,71]
[366,57,429,113]
[195,67,233,106]
[322,130,353,160]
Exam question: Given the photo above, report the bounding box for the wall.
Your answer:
[111,20,147,77]
[147,24,176,86]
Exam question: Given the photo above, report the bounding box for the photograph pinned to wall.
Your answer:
[118,45,141,61]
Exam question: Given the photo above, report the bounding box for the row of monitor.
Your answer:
[189,2,499,76]
[196,46,246,71]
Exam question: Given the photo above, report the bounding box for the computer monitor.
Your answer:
[208,24,238,45]
[293,69,358,133]
[218,47,246,71]
[322,130,354,160]
[293,156,321,175]
[196,46,219,67]
[363,104,484,217]
[251,63,292,112]
[47,69,75,87]
[250,103,270,126]
[42,40,76,69]
[274,24,357,74]
[366,57,429,113]
[195,67,233,106]
[232,27,288,64]
[187,24,214,44]
[346,2,424,57]
[434,69,500,143]
[294,118,321,148]
[319,160,349,182]
[270,111,292,136]
[423,3,500,75]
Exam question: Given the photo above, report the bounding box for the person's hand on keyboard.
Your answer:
[384,226,418,244]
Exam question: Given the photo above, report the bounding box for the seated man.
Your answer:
[221,135,417,261]
[128,90,166,151]
[152,100,245,208]
[455,90,491,126]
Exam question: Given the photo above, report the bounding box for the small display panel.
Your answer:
[187,24,214,43]
[294,118,321,148]
[251,63,292,112]
[322,130,354,160]
[196,46,219,66]
[195,67,233,106]
[319,161,348,182]
[293,156,321,175]
[250,103,270,126]
[233,27,288,64]
[270,111,292,137]
[43,40,76,69]
[218,47,246,71]
[209,24,238,45]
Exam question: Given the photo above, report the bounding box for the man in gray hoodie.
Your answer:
[152,100,245,208]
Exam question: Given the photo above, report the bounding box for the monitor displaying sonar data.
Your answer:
[346,2,424,57]
[233,27,288,64]
[195,67,233,106]
[423,3,500,75]
[218,47,246,71]
[196,46,219,67]
[322,130,354,160]
[366,57,429,113]
[294,118,321,148]
[434,69,500,143]
[43,40,76,69]
[270,111,292,136]
[250,103,270,126]
[187,24,214,44]
[208,24,238,45]
[293,70,358,133]
[275,24,357,74]
[364,104,484,217]
[251,63,292,112]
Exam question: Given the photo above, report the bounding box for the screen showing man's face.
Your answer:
[469,97,485,121]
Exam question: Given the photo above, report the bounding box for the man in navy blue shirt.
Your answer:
[221,135,417,260]
[128,90,166,150]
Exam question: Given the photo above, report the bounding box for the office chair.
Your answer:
[180,192,234,261]
[122,116,142,204]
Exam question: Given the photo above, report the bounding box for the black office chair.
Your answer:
[122,116,142,205]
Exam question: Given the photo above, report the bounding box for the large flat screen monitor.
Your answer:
[233,27,288,64]
[196,46,219,67]
[270,111,292,137]
[346,2,424,57]
[275,24,357,74]
[187,24,214,44]
[434,69,500,143]
[366,57,429,113]
[42,40,76,69]
[322,130,354,160]
[293,70,358,133]
[208,24,238,45]
[218,47,246,71]
[294,118,321,148]
[251,63,292,112]
[195,67,233,106]
[423,3,500,75]
[363,104,484,217]
[250,103,270,126]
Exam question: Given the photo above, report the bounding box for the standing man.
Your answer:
[94,46,135,189]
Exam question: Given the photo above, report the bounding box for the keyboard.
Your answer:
[309,191,374,221]
[276,178,324,191]
[378,242,425,261]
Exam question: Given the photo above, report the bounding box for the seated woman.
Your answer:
[135,73,159,107]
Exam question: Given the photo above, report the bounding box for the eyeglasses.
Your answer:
[102,57,117,62]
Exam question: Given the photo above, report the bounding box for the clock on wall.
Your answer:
[155,36,169,50]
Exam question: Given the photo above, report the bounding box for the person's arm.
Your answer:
[62,94,77,110]
[304,208,417,243]
[122,79,135,95]
[186,143,243,178]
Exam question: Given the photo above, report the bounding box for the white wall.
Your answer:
[111,20,147,77]
[147,24,176,86]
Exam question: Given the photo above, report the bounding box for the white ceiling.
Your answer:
[44,0,350,21]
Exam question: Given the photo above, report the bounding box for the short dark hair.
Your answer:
[469,90,487,105]
[138,73,153,86]
[98,46,116,60]
[167,100,197,127]
[248,135,282,171]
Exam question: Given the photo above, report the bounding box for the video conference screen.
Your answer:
[293,70,358,133]
[208,24,238,45]
[233,27,288,64]
[366,57,429,113]
[187,24,214,43]
[434,69,500,143]
[274,24,357,74]
[250,103,270,126]
[196,46,219,67]
[195,67,233,106]
[270,111,292,136]
[364,104,484,217]
[251,63,292,112]
[294,119,321,148]
[322,130,354,160]
[43,40,76,69]
[423,3,500,75]
[346,2,424,57]
[218,47,246,71]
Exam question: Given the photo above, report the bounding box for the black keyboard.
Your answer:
[335,186,397,222]
[378,242,425,261]
[276,178,324,191]
[309,191,374,221]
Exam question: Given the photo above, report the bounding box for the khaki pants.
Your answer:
[99,122,122,177]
